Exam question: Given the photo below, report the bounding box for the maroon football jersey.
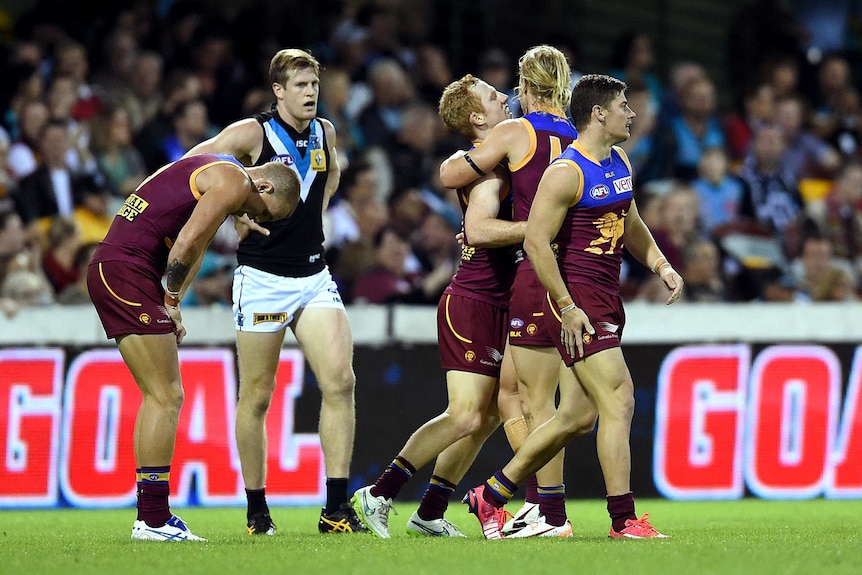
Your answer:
[91,154,243,274]
[445,171,516,308]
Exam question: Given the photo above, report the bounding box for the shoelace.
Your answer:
[626,513,659,535]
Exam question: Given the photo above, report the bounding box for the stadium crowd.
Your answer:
[1,0,862,317]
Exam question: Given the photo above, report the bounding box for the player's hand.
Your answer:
[560,306,594,359]
[234,213,270,241]
[166,305,187,344]
[658,265,684,305]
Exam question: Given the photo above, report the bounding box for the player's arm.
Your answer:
[624,199,684,305]
[321,119,341,214]
[463,166,524,248]
[184,119,263,163]
[439,119,523,189]
[165,164,250,296]
[525,162,594,358]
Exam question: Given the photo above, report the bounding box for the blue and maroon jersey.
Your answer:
[92,153,244,275]
[553,142,634,294]
[508,111,577,270]
[445,168,516,308]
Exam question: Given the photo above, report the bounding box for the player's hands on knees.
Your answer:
[166,305,186,344]
[233,213,270,241]
[658,265,684,305]
[561,307,594,359]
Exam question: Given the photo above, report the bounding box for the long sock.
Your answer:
[137,466,171,527]
[537,484,567,526]
[325,478,348,514]
[607,492,636,533]
[371,456,415,500]
[417,475,456,521]
[246,488,268,519]
[524,475,539,504]
[483,471,516,507]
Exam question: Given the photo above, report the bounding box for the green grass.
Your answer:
[1,499,859,575]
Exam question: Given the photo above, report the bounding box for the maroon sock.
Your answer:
[524,475,539,504]
[537,484,567,527]
[483,471,515,507]
[137,466,172,527]
[416,475,456,520]
[607,492,636,533]
[370,456,415,501]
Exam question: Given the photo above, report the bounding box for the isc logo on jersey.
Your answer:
[272,154,296,166]
[589,184,611,200]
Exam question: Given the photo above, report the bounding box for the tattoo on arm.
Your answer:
[165,258,191,293]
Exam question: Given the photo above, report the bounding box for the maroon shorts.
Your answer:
[542,283,626,367]
[437,293,508,377]
[87,260,176,339]
[507,267,554,347]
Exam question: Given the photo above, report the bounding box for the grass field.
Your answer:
[2,499,859,575]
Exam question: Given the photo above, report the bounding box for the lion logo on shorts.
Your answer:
[465,350,476,363]
[583,333,592,344]
[527,323,538,335]
[139,313,151,325]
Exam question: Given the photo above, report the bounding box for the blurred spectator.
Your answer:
[413,210,460,304]
[648,75,726,182]
[72,177,113,245]
[618,82,657,175]
[477,48,515,108]
[1,61,44,140]
[656,60,707,127]
[0,208,28,282]
[51,39,103,121]
[135,69,202,171]
[183,250,234,307]
[650,183,704,271]
[324,157,379,254]
[0,268,54,316]
[13,120,102,232]
[89,103,147,198]
[810,53,853,139]
[56,241,97,305]
[788,235,845,301]
[691,147,745,233]
[161,98,213,164]
[385,102,440,193]
[638,237,728,303]
[0,129,13,200]
[414,43,454,107]
[762,54,802,101]
[608,30,664,112]
[811,266,859,301]
[90,29,139,104]
[6,99,49,180]
[738,123,805,248]
[806,159,862,267]
[318,66,364,161]
[45,74,97,174]
[357,58,414,150]
[724,82,775,162]
[117,50,164,134]
[823,86,862,160]
[41,215,80,294]
[352,225,422,304]
[775,94,841,183]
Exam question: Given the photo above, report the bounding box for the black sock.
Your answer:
[325,478,349,514]
[246,488,268,519]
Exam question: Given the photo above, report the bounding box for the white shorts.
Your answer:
[232,265,345,332]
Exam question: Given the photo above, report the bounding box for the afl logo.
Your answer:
[527,323,538,335]
[272,154,295,166]
[510,318,524,329]
[589,184,610,200]
[139,313,151,325]
[465,350,476,362]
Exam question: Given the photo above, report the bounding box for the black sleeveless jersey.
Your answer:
[237,106,331,277]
